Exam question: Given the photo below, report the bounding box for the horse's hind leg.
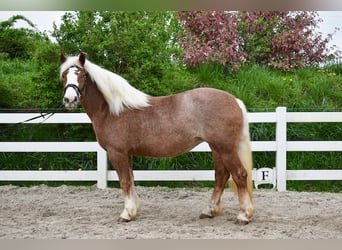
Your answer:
[200,149,230,219]
[225,152,254,224]
[108,150,140,222]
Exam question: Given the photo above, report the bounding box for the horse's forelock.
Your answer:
[60,56,83,78]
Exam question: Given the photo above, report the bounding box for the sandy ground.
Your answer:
[0,184,341,239]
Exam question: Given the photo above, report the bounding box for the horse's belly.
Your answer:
[133,138,201,158]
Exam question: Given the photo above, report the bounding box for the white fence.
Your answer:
[0,108,341,191]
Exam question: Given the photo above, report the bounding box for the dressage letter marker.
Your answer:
[253,167,277,189]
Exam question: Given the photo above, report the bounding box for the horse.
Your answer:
[60,52,254,225]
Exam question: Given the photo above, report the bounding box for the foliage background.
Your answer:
[0,11,341,191]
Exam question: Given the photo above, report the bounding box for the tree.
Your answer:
[0,15,59,109]
[178,11,338,71]
[0,15,42,59]
[52,11,181,93]
[30,41,61,109]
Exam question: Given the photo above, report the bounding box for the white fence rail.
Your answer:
[0,108,341,191]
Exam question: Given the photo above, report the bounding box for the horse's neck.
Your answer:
[81,80,110,120]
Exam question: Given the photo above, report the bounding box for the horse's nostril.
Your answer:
[64,96,79,103]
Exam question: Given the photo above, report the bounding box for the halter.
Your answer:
[63,65,88,97]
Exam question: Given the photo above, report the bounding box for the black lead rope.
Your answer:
[2,64,87,133]
[0,105,66,135]
[17,112,52,124]
[16,104,65,125]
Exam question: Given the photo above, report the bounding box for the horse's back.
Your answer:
[182,88,242,121]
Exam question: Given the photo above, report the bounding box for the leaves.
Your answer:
[0,15,35,29]
[53,11,181,90]
[178,11,246,72]
[0,15,48,59]
[178,11,339,72]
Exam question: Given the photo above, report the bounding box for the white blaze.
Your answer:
[64,67,80,102]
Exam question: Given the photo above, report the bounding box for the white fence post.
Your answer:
[276,107,287,191]
[96,145,108,189]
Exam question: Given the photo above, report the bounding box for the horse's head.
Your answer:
[60,52,88,110]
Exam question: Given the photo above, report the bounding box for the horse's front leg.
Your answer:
[108,150,140,222]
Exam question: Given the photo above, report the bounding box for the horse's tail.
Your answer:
[229,98,253,200]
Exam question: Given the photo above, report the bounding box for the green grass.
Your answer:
[0,152,97,171]
[187,63,342,111]
[1,58,341,192]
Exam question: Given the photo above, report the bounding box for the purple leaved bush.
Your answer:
[178,11,339,72]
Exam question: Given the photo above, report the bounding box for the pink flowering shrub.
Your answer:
[178,11,247,72]
[178,11,337,71]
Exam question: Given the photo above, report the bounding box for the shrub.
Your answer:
[52,11,181,92]
[178,11,339,71]
[0,15,46,59]
[178,11,247,72]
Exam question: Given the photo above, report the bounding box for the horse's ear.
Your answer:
[60,53,67,64]
[79,52,86,66]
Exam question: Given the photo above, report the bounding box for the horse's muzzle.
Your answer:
[63,96,79,110]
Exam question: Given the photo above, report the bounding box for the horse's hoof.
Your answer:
[199,213,213,219]
[117,217,131,223]
[234,219,249,225]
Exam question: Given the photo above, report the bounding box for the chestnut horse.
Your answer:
[60,52,254,224]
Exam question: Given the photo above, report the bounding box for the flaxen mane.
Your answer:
[60,55,150,115]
